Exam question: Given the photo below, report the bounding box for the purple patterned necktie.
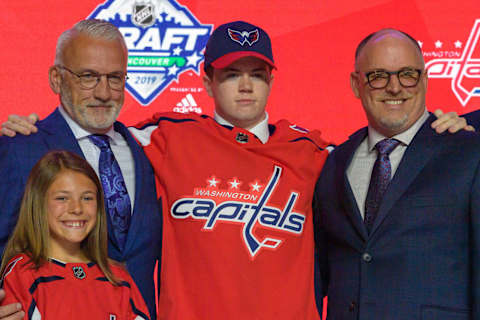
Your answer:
[89,134,131,250]
[364,138,400,233]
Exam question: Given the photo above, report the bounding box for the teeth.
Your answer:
[64,221,85,227]
[384,100,403,105]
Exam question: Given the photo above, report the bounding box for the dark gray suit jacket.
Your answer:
[314,115,480,319]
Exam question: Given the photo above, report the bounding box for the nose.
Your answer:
[93,75,112,102]
[68,199,82,215]
[239,74,253,92]
[385,74,402,95]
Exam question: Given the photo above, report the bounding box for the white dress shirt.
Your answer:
[214,111,270,144]
[347,109,430,218]
[59,106,136,211]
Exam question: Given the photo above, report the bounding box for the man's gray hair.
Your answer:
[54,19,127,65]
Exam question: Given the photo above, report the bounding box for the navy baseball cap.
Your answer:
[204,21,276,71]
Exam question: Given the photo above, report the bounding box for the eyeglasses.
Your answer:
[57,66,128,91]
[363,68,423,89]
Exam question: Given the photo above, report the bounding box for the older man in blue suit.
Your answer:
[0,20,161,319]
[315,29,480,319]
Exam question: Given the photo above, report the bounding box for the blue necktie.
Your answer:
[88,134,131,250]
[364,138,400,233]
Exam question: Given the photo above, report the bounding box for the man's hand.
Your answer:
[431,109,475,133]
[0,289,24,319]
[0,113,39,137]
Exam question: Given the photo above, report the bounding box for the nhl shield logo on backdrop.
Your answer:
[132,2,155,27]
[89,0,212,106]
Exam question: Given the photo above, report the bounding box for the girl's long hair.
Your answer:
[0,150,119,285]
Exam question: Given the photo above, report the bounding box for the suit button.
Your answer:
[362,253,372,262]
[349,301,356,312]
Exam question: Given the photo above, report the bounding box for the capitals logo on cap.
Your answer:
[228,29,259,46]
[204,21,276,71]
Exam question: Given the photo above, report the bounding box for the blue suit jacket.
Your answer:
[0,108,162,319]
[464,110,480,128]
[314,115,480,319]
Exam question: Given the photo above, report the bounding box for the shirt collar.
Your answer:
[367,108,429,151]
[58,105,119,144]
[214,111,270,144]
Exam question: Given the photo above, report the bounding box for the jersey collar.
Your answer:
[214,111,270,144]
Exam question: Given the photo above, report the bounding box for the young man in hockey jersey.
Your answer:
[0,21,471,320]
[129,21,331,319]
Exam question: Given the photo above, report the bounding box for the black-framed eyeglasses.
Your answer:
[363,68,423,89]
[57,65,128,91]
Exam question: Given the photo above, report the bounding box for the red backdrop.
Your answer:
[1,1,479,318]
[2,0,480,144]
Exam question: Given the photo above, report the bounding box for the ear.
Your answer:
[350,72,361,98]
[268,73,274,90]
[203,74,214,97]
[422,68,428,90]
[49,66,62,94]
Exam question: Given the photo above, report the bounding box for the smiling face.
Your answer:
[49,33,127,134]
[203,56,273,130]
[46,169,98,262]
[350,30,428,137]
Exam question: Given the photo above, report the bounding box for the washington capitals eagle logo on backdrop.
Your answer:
[228,28,259,46]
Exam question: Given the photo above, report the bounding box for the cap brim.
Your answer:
[211,51,276,70]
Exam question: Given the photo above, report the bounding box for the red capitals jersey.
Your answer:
[132,113,330,320]
[0,254,150,320]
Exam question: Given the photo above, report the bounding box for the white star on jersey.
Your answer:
[207,176,220,187]
[228,178,241,189]
[250,181,262,192]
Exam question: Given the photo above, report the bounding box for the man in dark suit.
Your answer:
[314,29,479,319]
[0,20,161,319]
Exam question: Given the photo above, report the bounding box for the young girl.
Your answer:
[0,150,150,320]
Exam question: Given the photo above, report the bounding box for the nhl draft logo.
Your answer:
[426,19,480,106]
[72,266,86,279]
[171,166,306,258]
[228,28,259,46]
[89,0,212,106]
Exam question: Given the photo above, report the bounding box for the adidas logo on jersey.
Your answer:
[173,93,202,113]
[171,166,306,257]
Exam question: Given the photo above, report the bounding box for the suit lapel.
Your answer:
[337,128,369,241]
[40,108,85,156]
[370,115,441,236]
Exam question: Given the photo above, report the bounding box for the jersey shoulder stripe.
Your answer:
[288,136,328,151]
[95,277,132,288]
[136,116,199,130]
[29,276,64,294]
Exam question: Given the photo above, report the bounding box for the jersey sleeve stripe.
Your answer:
[129,298,150,320]
[0,256,23,286]
[28,298,41,320]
